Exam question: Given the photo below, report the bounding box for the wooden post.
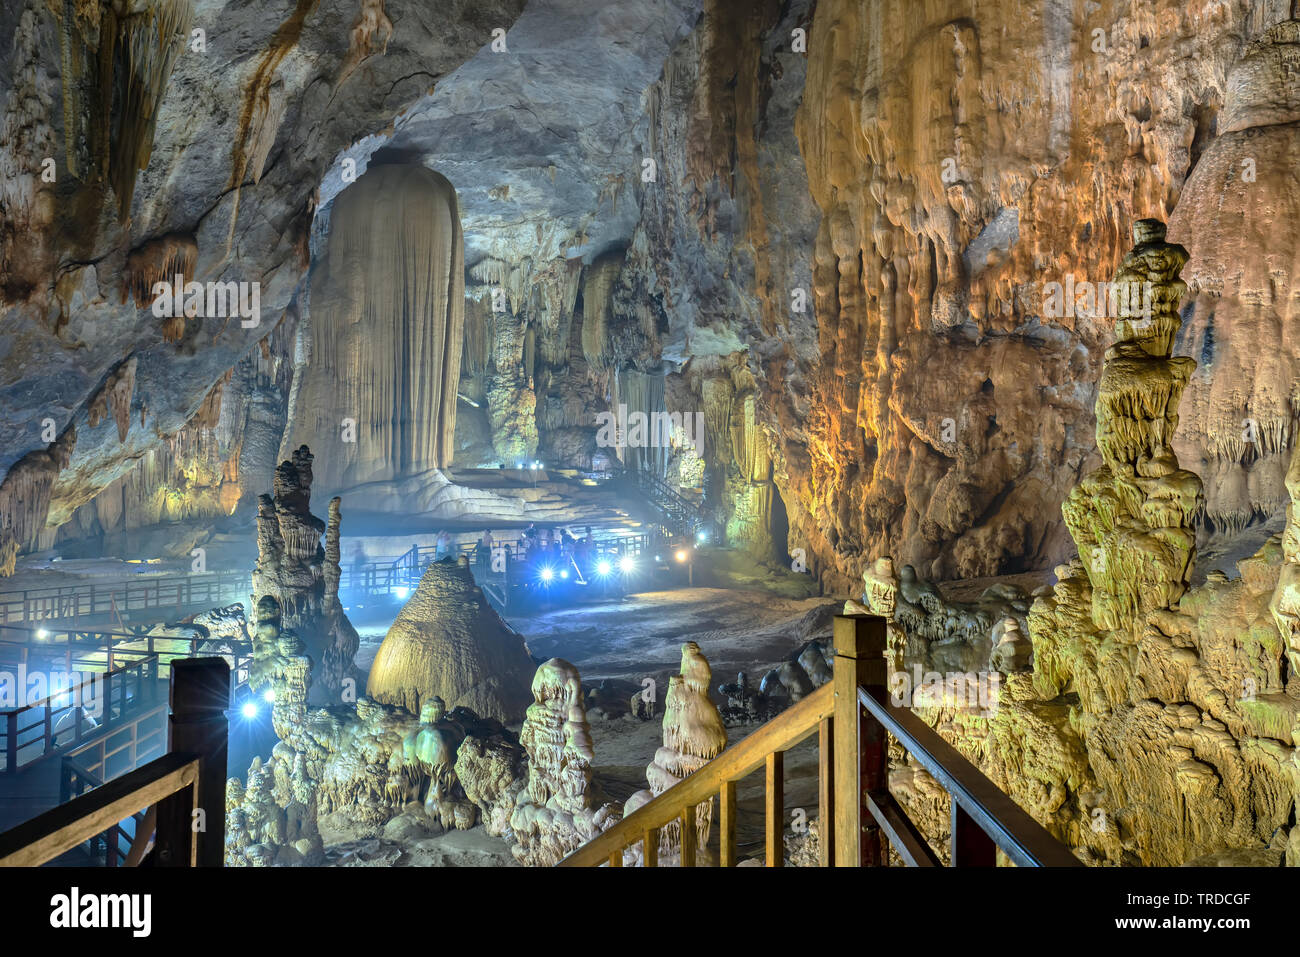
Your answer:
[832,614,887,866]
[680,804,696,867]
[154,657,229,867]
[643,827,659,867]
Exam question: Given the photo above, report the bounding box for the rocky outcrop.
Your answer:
[366,558,534,723]
[888,222,1299,866]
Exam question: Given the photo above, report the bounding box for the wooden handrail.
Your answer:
[560,614,1082,868]
[0,752,198,866]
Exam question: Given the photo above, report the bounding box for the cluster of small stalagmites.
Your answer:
[250,446,359,705]
[314,698,431,828]
[225,752,323,867]
[1063,220,1203,634]
[510,658,620,866]
[624,643,727,864]
[722,640,833,725]
[453,730,528,839]
[848,555,1030,675]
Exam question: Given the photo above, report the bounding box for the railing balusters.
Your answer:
[765,750,784,867]
[818,716,834,866]
[950,801,997,867]
[643,827,659,867]
[719,780,737,867]
[679,805,696,867]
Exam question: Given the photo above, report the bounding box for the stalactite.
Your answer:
[109,0,193,217]
[192,369,233,430]
[49,0,196,215]
[121,231,198,328]
[335,0,392,88]
[617,367,669,476]
[580,249,622,375]
[86,355,136,442]
[461,294,492,379]
[288,163,464,494]
[245,78,287,186]
[0,427,76,575]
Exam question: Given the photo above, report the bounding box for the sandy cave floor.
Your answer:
[327,586,839,866]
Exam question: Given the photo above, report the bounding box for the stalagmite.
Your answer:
[251,446,360,705]
[627,642,727,862]
[366,559,534,723]
[510,658,620,866]
[1062,220,1202,634]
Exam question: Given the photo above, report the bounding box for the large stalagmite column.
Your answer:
[286,163,465,499]
[1060,220,1203,634]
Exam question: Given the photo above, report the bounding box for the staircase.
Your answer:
[559,615,1082,868]
[622,469,724,543]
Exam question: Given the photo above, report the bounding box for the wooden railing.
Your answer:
[2,652,162,774]
[0,657,230,867]
[560,614,1082,867]
[60,756,147,866]
[0,572,251,626]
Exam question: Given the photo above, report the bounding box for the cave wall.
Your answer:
[788,0,1299,590]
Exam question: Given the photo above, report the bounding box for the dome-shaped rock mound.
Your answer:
[366,560,534,723]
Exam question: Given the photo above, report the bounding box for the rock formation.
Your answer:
[251,446,359,706]
[1061,220,1202,632]
[890,222,1299,866]
[626,642,727,863]
[510,658,620,866]
[284,162,465,504]
[366,558,534,723]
